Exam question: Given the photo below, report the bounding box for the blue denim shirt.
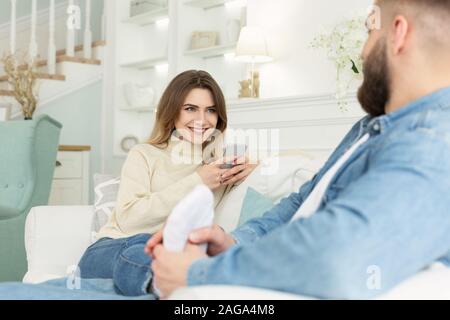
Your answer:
[187,87,450,299]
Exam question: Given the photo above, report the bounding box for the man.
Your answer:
[148,0,450,299]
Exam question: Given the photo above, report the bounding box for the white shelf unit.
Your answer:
[109,0,248,158]
[176,0,247,99]
[184,0,234,10]
[184,43,236,59]
[120,56,168,70]
[122,7,169,26]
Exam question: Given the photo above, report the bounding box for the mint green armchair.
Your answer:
[0,115,62,281]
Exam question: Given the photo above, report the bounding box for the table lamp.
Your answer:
[235,26,273,98]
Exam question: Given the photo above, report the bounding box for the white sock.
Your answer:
[163,184,214,252]
[152,185,214,297]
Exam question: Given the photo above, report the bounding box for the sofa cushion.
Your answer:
[214,153,324,232]
[238,187,274,227]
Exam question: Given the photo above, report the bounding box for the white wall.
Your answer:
[247,0,372,98]
[35,81,103,204]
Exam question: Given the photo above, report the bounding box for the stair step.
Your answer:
[0,90,14,97]
[56,40,106,56]
[56,55,101,65]
[31,56,101,69]
[15,40,106,70]
[0,73,66,82]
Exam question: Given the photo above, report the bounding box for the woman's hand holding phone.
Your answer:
[197,142,259,189]
[196,163,228,191]
[220,156,258,186]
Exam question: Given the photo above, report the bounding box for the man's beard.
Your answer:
[357,37,391,117]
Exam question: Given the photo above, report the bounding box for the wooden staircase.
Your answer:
[0,40,105,97]
[0,0,107,120]
[0,90,14,97]
[0,74,66,82]
[55,40,105,58]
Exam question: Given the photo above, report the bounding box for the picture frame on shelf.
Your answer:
[190,31,219,50]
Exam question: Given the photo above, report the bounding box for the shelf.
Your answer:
[184,43,236,59]
[122,8,169,26]
[120,57,168,70]
[184,0,234,9]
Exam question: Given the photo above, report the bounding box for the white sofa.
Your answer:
[23,152,450,299]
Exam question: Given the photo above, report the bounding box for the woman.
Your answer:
[78,70,255,297]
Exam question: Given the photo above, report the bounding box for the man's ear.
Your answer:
[390,15,409,55]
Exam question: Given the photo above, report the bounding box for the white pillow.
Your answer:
[214,153,324,232]
[214,168,262,232]
[91,174,121,240]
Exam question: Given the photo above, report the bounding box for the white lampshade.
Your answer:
[235,26,273,63]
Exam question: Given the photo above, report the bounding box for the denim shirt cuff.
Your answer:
[230,226,260,245]
[187,257,216,286]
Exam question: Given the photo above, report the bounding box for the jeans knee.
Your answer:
[113,244,152,296]
[121,244,152,267]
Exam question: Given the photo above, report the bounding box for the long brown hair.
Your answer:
[147,70,227,148]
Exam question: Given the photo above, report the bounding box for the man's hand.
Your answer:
[151,243,207,299]
[189,224,237,256]
[145,228,163,259]
[146,224,236,259]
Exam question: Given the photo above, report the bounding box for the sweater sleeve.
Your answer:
[114,146,204,234]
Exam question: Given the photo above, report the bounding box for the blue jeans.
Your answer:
[78,233,153,296]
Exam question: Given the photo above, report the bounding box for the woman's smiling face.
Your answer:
[174,88,219,144]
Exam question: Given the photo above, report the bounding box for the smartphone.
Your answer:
[220,144,248,169]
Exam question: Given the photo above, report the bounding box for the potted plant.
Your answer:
[311,16,366,110]
[1,52,40,120]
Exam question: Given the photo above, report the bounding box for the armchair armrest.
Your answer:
[0,205,21,220]
[23,205,95,283]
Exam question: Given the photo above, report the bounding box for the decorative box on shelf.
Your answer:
[190,31,218,50]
